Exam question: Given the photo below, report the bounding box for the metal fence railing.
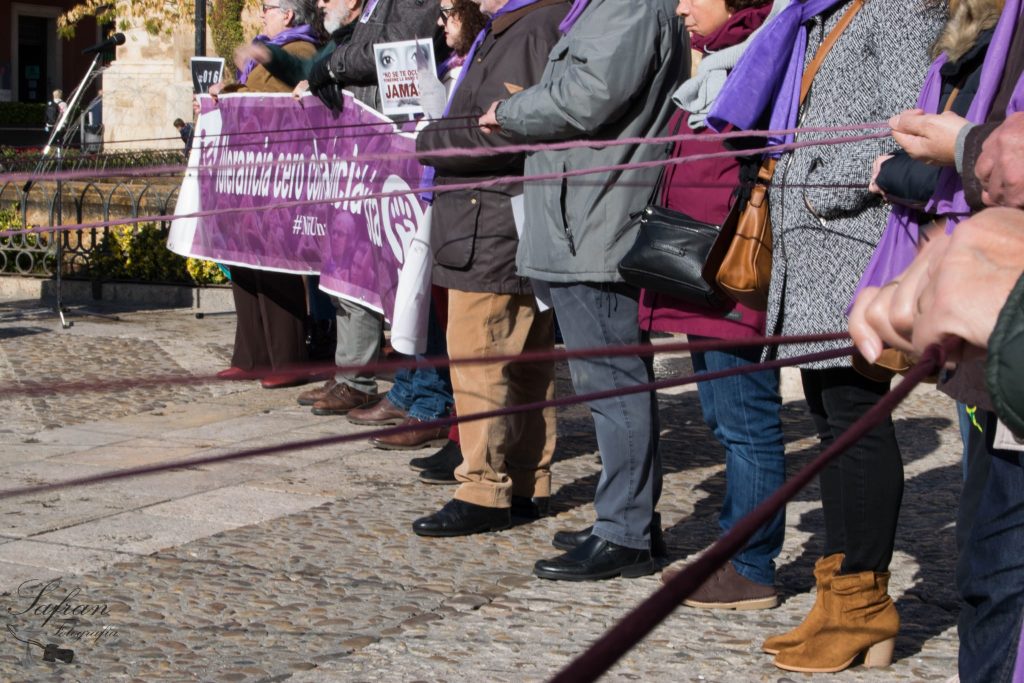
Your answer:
[0,163,183,279]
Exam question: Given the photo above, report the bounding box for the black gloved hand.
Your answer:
[308,53,334,90]
[308,53,345,113]
[313,82,346,113]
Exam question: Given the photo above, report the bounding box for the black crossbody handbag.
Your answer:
[618,205,733,308]
[617,119,734,308]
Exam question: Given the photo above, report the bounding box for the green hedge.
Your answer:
[0,102,46,126]
[0,146,184,173]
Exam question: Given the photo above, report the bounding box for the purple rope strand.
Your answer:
[0,132,890,239]
[0,120,890,186]
[0,332,850,398]
[548,339,954,683]
[0,346,852,501]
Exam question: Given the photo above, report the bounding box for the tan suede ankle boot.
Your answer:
[772,570,899,673]
[762,553,844,655]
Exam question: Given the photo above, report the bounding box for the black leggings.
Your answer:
[801,367,904,574]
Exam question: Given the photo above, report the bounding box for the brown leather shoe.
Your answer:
[370,417,449,450]
[676,561,777,611]
[311,383,378,416]
[297,379,337,407]
[347,396,407,426]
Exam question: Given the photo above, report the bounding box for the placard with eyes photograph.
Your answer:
[373,38,436,117]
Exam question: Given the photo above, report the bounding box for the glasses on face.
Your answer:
[262,4,282,13]
[439,6,454,22]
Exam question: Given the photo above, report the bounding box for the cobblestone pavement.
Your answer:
[0,301,961,681]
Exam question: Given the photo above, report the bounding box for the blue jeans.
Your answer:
[958,402,985,481]
[690,338,785,586]
[957,410,1024,683]
[387,302,453,421]
[549,282,661,550]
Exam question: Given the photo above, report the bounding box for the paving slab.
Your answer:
[142,485,333,527]
[0,540,137,574]
[0,305,967,682]
[29,510,241,556]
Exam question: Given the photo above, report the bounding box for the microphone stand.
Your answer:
[21,52,119,328]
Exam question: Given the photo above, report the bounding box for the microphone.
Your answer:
[82,32,126,55]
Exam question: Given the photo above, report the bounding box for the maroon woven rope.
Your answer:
[0,346,851,501]
[0,131,890,239]
[0,120,888,186]
[548,339,953,683]
[0,332,849,398]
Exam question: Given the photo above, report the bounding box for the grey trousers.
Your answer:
[333,296,383,394]
[548,282,661,550]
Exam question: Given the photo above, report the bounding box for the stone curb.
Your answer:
[0,276,235,312]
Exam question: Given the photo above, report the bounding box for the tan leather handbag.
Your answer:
[715,0,864,311]
[716,158,776,309]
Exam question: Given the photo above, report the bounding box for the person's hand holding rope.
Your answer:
[850,207,1024,364]
[976,112,1024,208]
[889,109,969,166]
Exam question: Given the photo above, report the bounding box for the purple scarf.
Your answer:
[559,0,591,33]
[854,1,1024,299]
[420,0,544,199]
[238,24,318,85]
[1018,615,1024,682]
[706,0,848,141]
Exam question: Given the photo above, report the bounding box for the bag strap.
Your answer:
[751,0,864,183]
[942,85,962,113]
[651,112,688,206]
[799,0,865,105]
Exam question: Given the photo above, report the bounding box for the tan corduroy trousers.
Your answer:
[446,289,556,508]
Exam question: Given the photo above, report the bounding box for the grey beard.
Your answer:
[324,13,342,33]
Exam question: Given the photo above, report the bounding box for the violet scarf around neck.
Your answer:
[559,0,591,33]
[853,0,1024,300]
[706,0,848,142]
[238,24,318,85]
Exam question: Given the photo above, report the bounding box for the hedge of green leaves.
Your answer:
[0,146,185,173]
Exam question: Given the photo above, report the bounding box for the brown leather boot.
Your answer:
[762,553,844,654]
[772,570,899,673]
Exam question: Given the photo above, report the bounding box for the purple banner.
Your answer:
[170,93,428,319]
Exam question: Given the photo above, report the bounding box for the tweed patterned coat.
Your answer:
[766,0,945,368]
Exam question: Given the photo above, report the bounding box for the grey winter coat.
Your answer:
[766,0,945,368]
[326,0,443,110]
[495,0,687,283]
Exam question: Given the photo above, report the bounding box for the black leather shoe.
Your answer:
[552,526,593,551]
[412,499,511,537]
[534,535,656,581]
[552,512,667,558]
[511,496,550,520]
[418,467,457,485]
[409,440,462,472]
